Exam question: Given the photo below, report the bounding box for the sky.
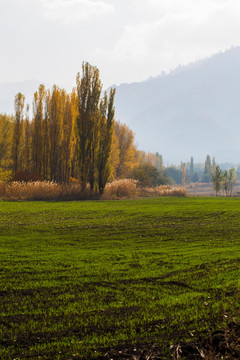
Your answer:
[1,0,240,90]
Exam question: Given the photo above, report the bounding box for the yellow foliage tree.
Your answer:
[114,121,138,178]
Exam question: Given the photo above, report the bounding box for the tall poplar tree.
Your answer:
[42,90,51,180]
[32,85,46,178]
[12,93,25,178]
[76,62,102,190]
[22,104,31,173]
[49,85,65,182]
[98,88,116,193]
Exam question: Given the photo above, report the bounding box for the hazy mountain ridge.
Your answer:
[113,47,240,163]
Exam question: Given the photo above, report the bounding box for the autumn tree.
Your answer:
[32,85,46,178]
[109,128,120,181]
[76,62,116,191]
[12,93,25,178]
[98,89,116,193]
[0,115,12,165]
[48,86,65,182]
[22,104,31,173]
[76,63,102,190]
[114,121,138,178]
[181,162,186,185]
[0,114,13,180]
[60,91,78,183]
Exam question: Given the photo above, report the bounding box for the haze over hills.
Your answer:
[113,47,240,164]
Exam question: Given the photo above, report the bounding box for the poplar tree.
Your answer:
[61,92,77,182]
[155,152,163,170]
[32,85,46,178]
[203,154,212,182]
[0,114,13,180]
[204,155,211,174]
[211,156,216,173]
[42,90,51,180]
[49,85,64,182]
[12,93,25,178]
[0,115,12,166]
[181,162,186,185]
[190,157,194,173]
[76,62,102,190]
[22,104,31,173]
[98,88,116,193]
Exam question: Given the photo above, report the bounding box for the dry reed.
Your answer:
[0,180,186,201]
[103,179,186,199]
[0,181,99,201]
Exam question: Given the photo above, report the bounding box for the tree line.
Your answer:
[0,63,167,192]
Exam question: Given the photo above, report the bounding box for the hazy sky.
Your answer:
[1,0,240,89]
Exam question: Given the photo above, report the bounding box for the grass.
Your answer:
[1,197,240,359]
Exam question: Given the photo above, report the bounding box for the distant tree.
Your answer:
[190,157,194,174]
[165,167,182,184]
[211,156,216,174]
[236,166,240,180]
[204,155,211,173]
[191,172,199,183]
[222,168,236,197]
[211,165,223,196]
[181,162,186,185]
[202,154,212,182]
[155,152,163,170]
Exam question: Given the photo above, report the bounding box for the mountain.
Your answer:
[0,80,43,115]
[113,47,240,164]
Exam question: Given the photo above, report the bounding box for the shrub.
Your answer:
[103,179,138,199]
[131,164,169,187]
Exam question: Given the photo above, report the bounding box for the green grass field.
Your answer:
[1,197,240,359]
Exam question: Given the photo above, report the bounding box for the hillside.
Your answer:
[113,47,240,163]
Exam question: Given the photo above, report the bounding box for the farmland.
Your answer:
[1,197,240,359]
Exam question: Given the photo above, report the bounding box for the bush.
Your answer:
[165,167,182,184]
[103,179,138,199]
[131,164,169,187]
